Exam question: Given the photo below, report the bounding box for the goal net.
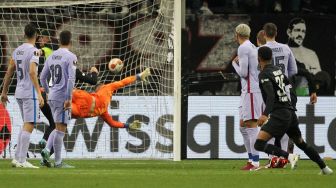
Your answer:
[0,0,178,159]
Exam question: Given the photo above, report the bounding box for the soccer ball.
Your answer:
[108,58,123,73]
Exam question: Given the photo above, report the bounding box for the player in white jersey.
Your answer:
[232,24,263,170]
[262,23,298,78]
[0,24,44,168]
[40,30,76,168]
[262,23,317,168]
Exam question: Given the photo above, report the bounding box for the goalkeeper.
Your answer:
[71,68,151,129]
[40,68,151,167]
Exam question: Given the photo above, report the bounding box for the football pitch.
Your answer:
[0,159,335,188]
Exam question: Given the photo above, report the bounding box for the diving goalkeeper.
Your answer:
[71,68,151,129]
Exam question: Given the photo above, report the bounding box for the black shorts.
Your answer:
[261,108,302,140]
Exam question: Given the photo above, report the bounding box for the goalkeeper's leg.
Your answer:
[40,92,56,146]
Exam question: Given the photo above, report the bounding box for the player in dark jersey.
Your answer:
[253,46,332,175]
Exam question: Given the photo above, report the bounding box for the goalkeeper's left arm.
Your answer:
[108,68,151,90]
[100,112,141,129]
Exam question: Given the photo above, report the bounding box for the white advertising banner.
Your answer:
[2,96,173,159]
[187,96,336,159]
[1,96,336,159]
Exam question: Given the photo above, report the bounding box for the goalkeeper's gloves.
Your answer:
[125,120,141,129]
[136,68,151,82]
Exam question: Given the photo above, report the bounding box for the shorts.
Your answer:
[16,98,40,124]
[48,100,71,124]
[261,109,302,140]
[240,92,264,121]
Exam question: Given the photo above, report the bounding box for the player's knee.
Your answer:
[294,139,307,150]
[254,139,267,151]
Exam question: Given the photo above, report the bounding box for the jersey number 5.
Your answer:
[16,60,24,80]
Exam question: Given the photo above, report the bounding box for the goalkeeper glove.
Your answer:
[127,120,141,129]
[137,68,151,82]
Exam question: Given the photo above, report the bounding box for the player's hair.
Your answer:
[59,30,72,45]
[235,24,250,38]
[40,29,50,37]
[288,18,305,31]
[24,23,37,39]
[263,23,277,38]
[257,30,266,46]
[258,46,272,62]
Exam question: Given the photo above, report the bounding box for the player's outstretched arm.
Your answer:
[108,68,151,90]
[101,112,141,129]
[0,58,15,106]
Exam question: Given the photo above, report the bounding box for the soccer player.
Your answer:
[0,23,43,168]
[263,23,318,167]
[38,66,98,151]
[38,68,148,167]
[71,68,151,128]
[232,24,263,170]
[262,23,298,79]
[254,46,333,175]
[256,30,266,47]
[40,30,76,168]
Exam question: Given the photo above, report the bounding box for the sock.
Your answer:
[267,138,275,159]
[246,127,259,166]
[255,139,289,158]
[14,130,23,161]
[46,130,57,151]
[296,141,326,169]
[53,130,65,165]
[280,134,289,151]
[50,147,55,156]
[264,144,289,159]
[248,153,253,163]
[18,131,31,163]
[41,103,56,141]
[240,127,251,162]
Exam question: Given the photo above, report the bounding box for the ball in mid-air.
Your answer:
[108,58,123,73]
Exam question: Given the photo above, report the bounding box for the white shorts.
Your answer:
[49,100,71,124]
[16,98,40,124]
[240,92,264,121]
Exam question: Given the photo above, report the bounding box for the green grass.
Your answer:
[0,159,335,188]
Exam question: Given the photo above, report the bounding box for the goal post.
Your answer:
[173,0,181,161]
[0,0,181,160]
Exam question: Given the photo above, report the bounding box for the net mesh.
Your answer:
[0,0,175,159]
